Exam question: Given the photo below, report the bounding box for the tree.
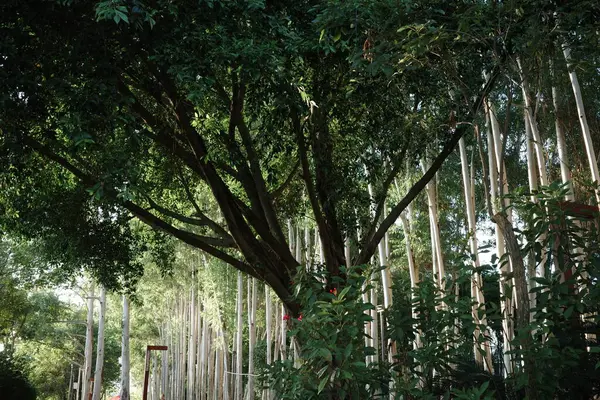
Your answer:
[0,0,507,312]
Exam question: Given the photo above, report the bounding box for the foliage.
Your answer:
[504,183,600,399]
[264,265,388,400]
[388,261,503,399]
[0,352,36,400]
[0,0,511,309]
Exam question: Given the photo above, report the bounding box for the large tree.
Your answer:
[0,0,512,312]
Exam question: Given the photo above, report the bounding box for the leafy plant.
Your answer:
[264,265,388,400]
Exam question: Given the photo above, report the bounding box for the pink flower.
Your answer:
[283,314,291,321]
[297,314,303,321]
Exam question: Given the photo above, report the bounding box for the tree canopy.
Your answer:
[2,0,598,313]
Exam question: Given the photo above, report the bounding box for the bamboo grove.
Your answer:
[1,0,600,399]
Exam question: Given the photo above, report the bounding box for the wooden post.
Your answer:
[143,346,168,400]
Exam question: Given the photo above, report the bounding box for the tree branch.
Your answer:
[356,64,502,266]
[143,196,236,247]
[25,138,257,277]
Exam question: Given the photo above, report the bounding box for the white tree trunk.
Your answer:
[280,304,287,361]
[188,278,197,400]
[213,336,220,400]
[91,287,106,400]
[208,330,215,400]
[399,208,420,350]
[82,284,94,400]
[518,58,549,187]
[76,368,82,400]
[263,285,272,400]
[295,225,302,264]
[563,43,600,204]
[421,159,445,289]
[201,311,210,400]
[273,303,281,363]
[344,236,351,268]
[550,60,575,201]
[369,281,379,364]
[120,295,131,400]
[459,137,492,371]
[235,272,243,400]
[247,278,257,400]
[484,105,513,376]
[304,226,311,268]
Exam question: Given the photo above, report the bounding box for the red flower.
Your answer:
[329,288,337,296]
[283,314,291,321]
[297,314,303,321]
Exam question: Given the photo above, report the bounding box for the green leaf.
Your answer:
[318,348,332,362]
[318,375,328,394]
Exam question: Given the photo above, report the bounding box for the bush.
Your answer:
[0,352,36,400]
[263,265,389,400]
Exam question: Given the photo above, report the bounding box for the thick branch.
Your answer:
[26,138,257,277]
[144,196,236,247]
[360,141,410,251]
[271,158,301,200]
[356,65,501,266]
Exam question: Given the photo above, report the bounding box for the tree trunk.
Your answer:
[280,304,287,361]
[524,113,542,312]
[188,275,198,400]
[518,58,548,187]
[484,101,514,376]
[263,285,272,400]
[399,209,420,350]
[369,280,379,365]
[76,368,82,400]
[247,278,257,400]
[235,272,243,400]
[120,295,131,400]
[82,284,94,400]
[563,43,600,205]
[421,158,445,289]
[459,137,492,371]
[493,213,536,399]
[91,287,106,400]
[201,309,210,400]
[550,60,575,201]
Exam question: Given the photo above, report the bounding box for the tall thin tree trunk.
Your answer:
[120,295,131,400]
[201,310,210,400]
[82,284,94,400]
[76,368,82,400]
[247,278,257,400]
[188,273,198,400]
[304,226,311,268]
[213,333,220,400]
[563,44,600,204]
[208,330,215,400]
[518,59,548,188]
[550,60,575,201]
[235,272,243,400]
[459,137,492,371]
[273,303,281,363]
[91,287,106,400]
[421,158,445,289]
[399,208,420,350]
[369,280,379,364]
[485,101,514,376]
[280,304,287,361]
[524,114,541,313]
[295,225,302,264]
[494,213,537,399]
[263,285,272,400]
